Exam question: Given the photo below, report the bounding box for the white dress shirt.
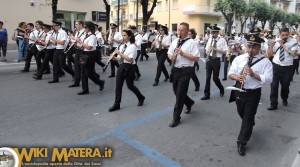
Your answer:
[141,33,148,44]
[205,36,228,58]
[228,53,273,89]
[108,31,122,48]
[168,37,200,68]
[272,37,298,66]
[75,28,86,48]
[83,32,96,51]
[95,31,104,46]
[117,42,137,64]
[45,30,56,49]
[134,32,142,50]
[154,35,171,49]
[55,28,68,49]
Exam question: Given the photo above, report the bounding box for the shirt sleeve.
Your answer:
[228,57,239,77]
[165,36,171,46]
[86,35,96,49]
[167,40,176,55]
[258,59,273,84]
[190,40,200,57]
[116,33,123,40]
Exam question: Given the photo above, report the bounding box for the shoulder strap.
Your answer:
[249,57,265,67]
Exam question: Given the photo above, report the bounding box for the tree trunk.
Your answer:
[105,5,111,31]
[141,0,157,27]
[52,0,58,21]
[261,20,266,30]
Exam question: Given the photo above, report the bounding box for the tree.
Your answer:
[235,0,249,33]
[52,0,58,21]
[284,13,300,30]
[214,0,246,35]
[268,6,285,33]
[140,0,158,26]
[103,0,111,31]
[248,0,271,29]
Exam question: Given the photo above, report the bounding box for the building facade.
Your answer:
[110,0,224,35]
[1,0,106,49]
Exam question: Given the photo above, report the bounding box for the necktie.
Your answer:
[120,44,127,63]
[248,56,254,66]
[212,39,217,59]
[158,35,163,50]
[279,41,287,61]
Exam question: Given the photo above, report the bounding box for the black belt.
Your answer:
[173,66,193,70]
[208,57,220,60]
[242,88,261,93]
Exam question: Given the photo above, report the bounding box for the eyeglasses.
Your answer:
[122,35,128,36]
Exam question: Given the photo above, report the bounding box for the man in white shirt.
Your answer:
[140,28,149,61]
[48,21,74,83]
[129,25,142,81]
[201,26,227,100]
[267,28,298,110]
[94,24,106,69]
[228,34,273,156]
[106,23,123,77]
[167,22,200,127]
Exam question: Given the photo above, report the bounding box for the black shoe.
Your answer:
[20,69,29,73]
[33,73,38,76]
[282,100,288,106]
[185,101,195,114]
[139,59,143,61]
[220,88,224,97]
[153,82,158,86]
[77,91,89,95]
[99,80,105,91]
[137,96,145,106]
[237,144,246,156]
[109,103,120,112]
[108,75,115,78]
[169,119,180,128]
[135,75,141,81]
[33,76,42,80]
[146,56,149,60]
[267,105,277,110]
[296,71,299,75]
[222,78,227,81]
[68,83,80,88]
[201,95,210,100]
[164,78,169,82]
[59,74,65,78]
[44,71,51,74]
[195,87,199,91]
[48,80,59,83]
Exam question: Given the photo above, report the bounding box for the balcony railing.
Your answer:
[271,0,293,2]
[183,5,222,17]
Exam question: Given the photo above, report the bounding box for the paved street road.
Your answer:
[0,50,300,167]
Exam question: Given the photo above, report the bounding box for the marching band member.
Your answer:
[201,26,227,100]
[48,21,74,83]
[187,28,200,91]
[167,22,200,127]
[129,25,142,81]
[152,25,171,86]
[94,24,106,69]
[228,34,273,156]
[68,20,86,88]
[108,29,145,112]
[267,28,298,110]
[77,21,105,95]
[107,23,123,78]
[140,28,149,61]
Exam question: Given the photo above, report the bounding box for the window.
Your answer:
[172,0,178,9]
[172,23,177,32]
[157,2,162,12]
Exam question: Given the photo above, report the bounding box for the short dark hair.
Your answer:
[0,21,3,25]
[19,22,26,27]
[280,28,289,33]
[160,28,168,35]
[35,20,44,25]
[123,29,135,44]
[180,22,189,30]
[27,23,34,27]
[76,20,84,26]
[84,21,95,34]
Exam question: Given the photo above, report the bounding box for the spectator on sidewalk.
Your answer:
[0,21,8,61]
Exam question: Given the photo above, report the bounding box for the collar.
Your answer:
[124,41,131,46]
[179,36,189,41]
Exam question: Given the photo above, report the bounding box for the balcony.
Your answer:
[271,0,293,2]
[183,5,223,17]
[111,0,128,6]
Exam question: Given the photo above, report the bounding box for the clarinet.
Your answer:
[169,38,182,82]
[103,43,123,72]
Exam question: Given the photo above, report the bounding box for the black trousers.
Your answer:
[293,58,299,74]
[53,49,74,81]
[110,47,119,76]
[204,58,224,95]
[81,51,104,92]
[73,49,82,85]
[37,49,64,77]
[270,63,294,106]
[172,67,194,121]
[0,39,7,56]
[24,44,38,71]
[155,49,169,83]
[140,43,149,60]
[114,63,144,105]
[35,50,45,71]
[224,55,237,78]
[66,45,75,70]
[134,50,141,76]
[191,70,200,88]
[236,88,261,145]
[95,46,105,67]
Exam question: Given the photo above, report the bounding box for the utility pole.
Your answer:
[117,0,120,31]
[136,0,138,29]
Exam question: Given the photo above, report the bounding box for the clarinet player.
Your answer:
[167,22,200,127]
